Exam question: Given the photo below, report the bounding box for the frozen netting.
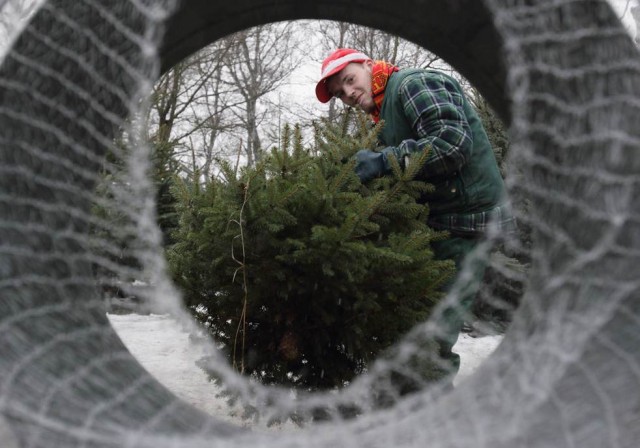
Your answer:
[0,0,639,447]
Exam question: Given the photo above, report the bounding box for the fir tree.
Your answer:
[168,112,455,390]
[152,140,180,247]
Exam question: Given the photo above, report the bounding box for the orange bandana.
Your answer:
[370,60,399,123]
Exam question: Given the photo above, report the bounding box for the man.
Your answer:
[316,48,515,383]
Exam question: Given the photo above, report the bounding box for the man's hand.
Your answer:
[354,149,390,182]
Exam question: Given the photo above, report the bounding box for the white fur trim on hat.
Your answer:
[320,52,371,78]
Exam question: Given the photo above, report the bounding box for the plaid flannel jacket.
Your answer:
[378,69,516,237]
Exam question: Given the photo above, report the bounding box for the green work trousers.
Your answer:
[431,235,488,377]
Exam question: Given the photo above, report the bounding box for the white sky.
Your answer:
[608,0,639,39]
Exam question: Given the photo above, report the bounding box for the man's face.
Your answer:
[327,61,375,113]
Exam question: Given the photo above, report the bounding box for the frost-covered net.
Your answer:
[1,0,639,447]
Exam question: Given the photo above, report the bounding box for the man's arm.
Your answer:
[387,71,473,179]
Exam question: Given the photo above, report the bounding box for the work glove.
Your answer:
[354,149,392,183]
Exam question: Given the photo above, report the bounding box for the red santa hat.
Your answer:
[315,48,371,103]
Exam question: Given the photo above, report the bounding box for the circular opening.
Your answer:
[100,17,519,424]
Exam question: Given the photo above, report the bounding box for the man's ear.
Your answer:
[363,59,374,74]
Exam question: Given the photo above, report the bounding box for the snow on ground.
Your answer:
[107,313,243,424]
[107,313,502,425]
[453,331,502,382]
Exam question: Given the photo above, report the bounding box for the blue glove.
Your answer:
[354,149,391,182]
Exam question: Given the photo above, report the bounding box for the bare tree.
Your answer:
[148,41,247,180]
[188,49,236,179]
[221,23,303,166]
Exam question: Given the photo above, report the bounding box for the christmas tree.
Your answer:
[168,111,455,390]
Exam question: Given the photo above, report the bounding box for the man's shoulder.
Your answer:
[392,68,463,98]
[395,68,457,86]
